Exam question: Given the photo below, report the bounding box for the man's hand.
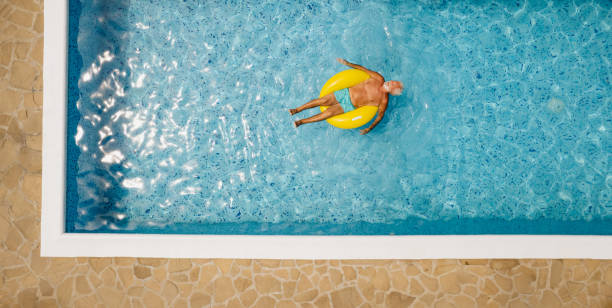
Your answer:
[360,128,370,135]
[336,58,348,65]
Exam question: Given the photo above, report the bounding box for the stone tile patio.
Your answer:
[0,0,610,306]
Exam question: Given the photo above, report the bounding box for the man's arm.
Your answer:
[360,99,388,135]
[337,58,384,81]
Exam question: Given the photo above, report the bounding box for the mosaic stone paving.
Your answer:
[0,0,611,307]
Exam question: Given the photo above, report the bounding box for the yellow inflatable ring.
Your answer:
[319,69,378,129]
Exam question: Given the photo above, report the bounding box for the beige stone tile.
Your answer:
[330,287,364,307]
[89,258,112,274]
[537,268,548,288]
[315,264,328,275]
[141,289,164,308]
[509,299,529,308]
[144,278,162,292]
[136,257,166,267]
[2,164,23,189]
[162,281,179,301]
[0,43,13,67]
[29,245,49,274]
[8,0,40,12]
[318,276,332,293]
[0,214,9,242]
[300,264,314,276]
[490,259,519,272]
[9,60,38,90]
[494,274,512,292]
[0,134,21,171]
[434,261,458,276]
[234,259,252,266]
[405,263,420,276]
[273,268,289,279]
[282,281,297,298]
[314,295,331,308]
[0,89,22,114]
[419,260,433,274]
[0,66,8,79]
[38,298,58,308]
[2,265,28,280]
[257,259,281,268]
[481,278,499,296]
[294,289,318,302]
[56,277,74,307]
[189,266,200,281]
[21,172,40,203]
[213,276,235,302]
[390,270,408,290]
[32,13,42,33]
[410,278,425,295]
[239,289,258,307]
[385,291,415,307]
[189,293,211,308]
[16,288,37,308]
[13,215,37,240]
[255,274,281,294]
[583,260,600,274]
[173,298,189,308]
[433,299,455,308]
[21,108,41,135]
[550,259,563,288]
[23,91,42,110]
[214,258,233,274]
[573,265,588,281]
[168,259,192,272]
[440,271,461,294]
[7,190,36,219]
[539,290,562,307]
[513,272,536,294]
[117,267,135,288]
[253,296,277,308]
[0,114,12,127]
[18,147,41,172]
[127,286,144,297]
[5,227,24,251]
[356,278,374,302]
[74,275,91,295]
[38,279,53,296]
[14,43,30,60]
[8,117,24,143]
[232,277,252,293]
[328,268,342,287]
[371,268,390,291]
[87,270,103,288]
[419,274,439,292]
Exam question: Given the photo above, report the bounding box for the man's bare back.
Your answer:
[289,58,403,135]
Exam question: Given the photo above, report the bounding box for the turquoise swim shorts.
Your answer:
[334,88,355,113]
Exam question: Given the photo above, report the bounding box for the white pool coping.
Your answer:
[41,0,612,259]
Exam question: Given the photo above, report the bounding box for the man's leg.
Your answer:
[294,104,343,127]
[289,94,336,115]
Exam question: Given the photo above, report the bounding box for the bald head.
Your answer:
[383,81,404,96]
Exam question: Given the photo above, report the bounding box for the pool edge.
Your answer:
[41,0,612,259]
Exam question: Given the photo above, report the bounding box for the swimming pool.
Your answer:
[43,0,611,257]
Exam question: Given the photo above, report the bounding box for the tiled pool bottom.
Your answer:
[65,0,611,234]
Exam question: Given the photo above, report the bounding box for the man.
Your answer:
[289,58,403,135]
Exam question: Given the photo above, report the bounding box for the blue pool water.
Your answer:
[66,0,611,234]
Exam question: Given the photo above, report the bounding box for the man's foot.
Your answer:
[289,108,298,115]
[294,120,302,128]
